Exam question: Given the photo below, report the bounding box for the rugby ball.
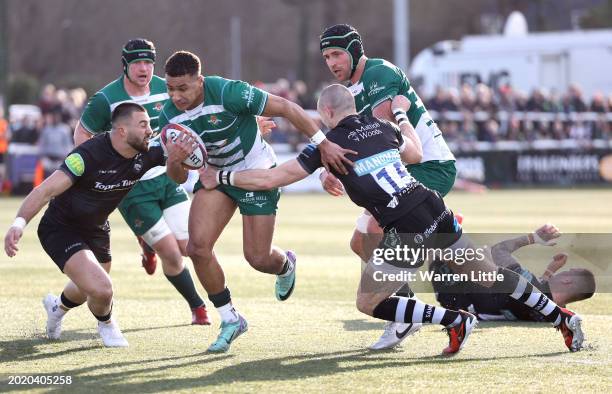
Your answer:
[160,123,207,169]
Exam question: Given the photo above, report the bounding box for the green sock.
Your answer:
[165,267,205,309]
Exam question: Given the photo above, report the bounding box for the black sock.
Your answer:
[208,287,232,308]
[60,291,83,309]
[372,296,460,327]
[93,303,112,322]
[165,267,205,309]
[491,267,562,325]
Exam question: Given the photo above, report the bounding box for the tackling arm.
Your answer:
[199,159,310,191]
[4,170,73,257]
[261,94,355,174]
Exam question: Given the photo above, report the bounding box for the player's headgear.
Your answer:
[122,38,156,78]
[320,24,364,78]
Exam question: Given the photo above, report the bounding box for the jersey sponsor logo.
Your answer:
[64,242,82,253]
[65,153,85,177]
[208,115,221,126]
[353,149,401,176]
[98,169,117,174]
[133,161,143,172]
[424,305,434,320]
[134,218,144,228]
[94,179,137,192]
[368,82,386,97]
[241,87,255,109]
[348,122,383,142]
[240,191,268,205]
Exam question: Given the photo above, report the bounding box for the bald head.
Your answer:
[317,84,357,128]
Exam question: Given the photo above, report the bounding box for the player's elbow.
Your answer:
[401,147,422,165]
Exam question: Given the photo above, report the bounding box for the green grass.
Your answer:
[1,190,611,393]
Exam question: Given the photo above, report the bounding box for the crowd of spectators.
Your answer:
[0,84,84,192]
[423,83,612,143]
[257,80,612,148]
[1,80,610,153]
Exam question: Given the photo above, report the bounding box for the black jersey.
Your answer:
[297,114,429,227]
[44,133,165,230]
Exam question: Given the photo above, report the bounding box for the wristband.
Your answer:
[217,170,234,186]
[310,130,326,145]
[393,109,408,124]
[11,217,26,230]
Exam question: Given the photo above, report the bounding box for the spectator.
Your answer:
[38,112,73,178]
[0,107,8,190]
[10,115,39,144]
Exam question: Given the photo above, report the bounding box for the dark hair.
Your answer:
[111,102,146,126]
[165,51,201,77]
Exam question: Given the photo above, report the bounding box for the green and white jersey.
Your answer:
[80,75,169,180]
[159,76,276,171]
[349,58,454,162]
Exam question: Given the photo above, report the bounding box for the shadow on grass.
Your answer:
[0,323,194,363]
[342,318,557,332]
[2,347,569,392]
[342,319,385,331]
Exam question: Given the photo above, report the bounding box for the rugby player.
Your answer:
[74,38,209,325]
[199,84,585,354]
[318,23,458,349]
[160,51,354,353]
[432,224,596,322]
[4,103,194,347]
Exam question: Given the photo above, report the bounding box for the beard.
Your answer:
[127,134,150,153]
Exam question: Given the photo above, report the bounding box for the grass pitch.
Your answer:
[0,190,611,393]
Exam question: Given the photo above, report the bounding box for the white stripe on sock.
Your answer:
[541,299,557,316]
[525,291,542,307]
[510,277,528,300]
[431,306,446,324]
[395,297,408,322]
[411,298,425,323]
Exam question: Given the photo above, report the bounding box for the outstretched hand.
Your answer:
[4,227,23,257]
[318,139,356,175]
[533,223,561,246]
[257,116,277,136]
[319,170,344,196]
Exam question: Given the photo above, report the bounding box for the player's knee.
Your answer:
[159,252,184,272]
[350,231,364,257]
[244,251,272,272]
[90,281,113,303]
[186,239,213,264]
